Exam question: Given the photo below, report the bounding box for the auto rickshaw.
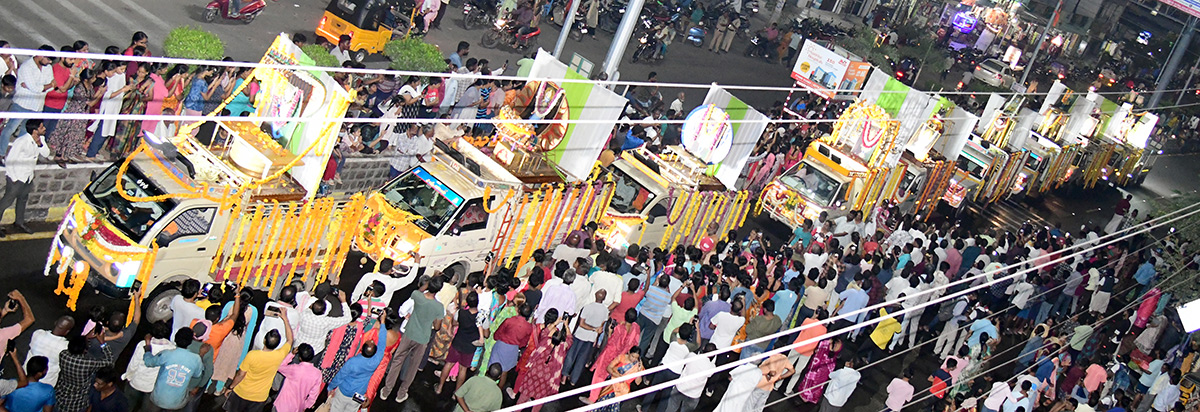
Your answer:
[317,0,415,62]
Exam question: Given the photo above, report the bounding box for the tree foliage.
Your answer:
[383,38,447,74]
[301,44,340,67]
[163,26,225,61]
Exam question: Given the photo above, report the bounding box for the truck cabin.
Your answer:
[779,142,869,215]
[379,139,522,238]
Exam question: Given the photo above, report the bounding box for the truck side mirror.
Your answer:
[646,204,668,224]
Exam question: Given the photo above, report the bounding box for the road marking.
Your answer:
[4,10,53,46]
[105,0,174,33]
[81,0,163,42]
[0,231,57,242]
[44,0,107,38]
[22,0,88,42]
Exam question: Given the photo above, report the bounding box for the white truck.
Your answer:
[45,34,357,321]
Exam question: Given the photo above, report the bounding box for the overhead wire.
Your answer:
[3,47,1197,99]
[498,199,1200,412]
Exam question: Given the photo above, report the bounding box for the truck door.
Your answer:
[150,207,221,280]
[424,198,491,273]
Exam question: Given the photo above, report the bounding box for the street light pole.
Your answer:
[1149,16,1197,109]
[1018,0,1064,87]
[553,0,585,58]
[601,0,648,81]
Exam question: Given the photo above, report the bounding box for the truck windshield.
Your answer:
[83,163,176,242]
[380,166,464,235]
[898,170,920,197]
[957,156,988,180]
[1025,154,1045,172]
[610,167,656,215]
[778,162,842,207]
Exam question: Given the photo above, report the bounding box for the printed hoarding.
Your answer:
[791,40,851,98]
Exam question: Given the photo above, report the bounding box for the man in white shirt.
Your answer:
[122,322,176,411]
[25,315,72,386]
[0,120,50,235]
[294,288,351,350]
[670,344,717,411]
[1150,370,1181,412]
[708,299,745,359]
[386,124,425,178]
[170,280,206,339]
[254,286,303,349]
[1,48,53,155]
[351,258,415,306]
[330,35,352,64]
[668,92,685,114]
[823,358,863,412]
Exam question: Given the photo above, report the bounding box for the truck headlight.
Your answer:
[396,240,415,253]
[113,261,141,288]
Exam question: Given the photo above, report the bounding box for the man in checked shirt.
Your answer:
[55,333,114,412]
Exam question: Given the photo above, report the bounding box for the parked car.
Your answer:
[974,58,1015,88]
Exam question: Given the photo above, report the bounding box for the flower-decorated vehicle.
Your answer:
[45,34,357,322]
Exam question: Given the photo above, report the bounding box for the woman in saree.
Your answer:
[321,302,370,383]
[365,312,402,404]
[796,337,843,403]
[113,63,149,156]
[587,308,641,402]
[513,309,570,412]
[595,346,644,412]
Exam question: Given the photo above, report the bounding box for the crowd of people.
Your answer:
[0,182,1191,412]
[1,28,1199,412]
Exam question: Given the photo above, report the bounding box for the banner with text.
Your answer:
[791,40,852,99]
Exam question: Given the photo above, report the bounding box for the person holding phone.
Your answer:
[326,310,387,412]
[0,290,34,357]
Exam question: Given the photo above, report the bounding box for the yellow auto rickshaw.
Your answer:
[317,0,412,62]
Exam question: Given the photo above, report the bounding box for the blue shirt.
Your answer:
[771,290,798,321]
[877,268,894,284]
[967,319,998,348]
[789,227,812,248]
[449,53,464,68]
[621,130,645,150]
[636,286,672,323]
[182,78,208,112]
[836,288,869,318]
[697,300,730,339]
[4,382,54,412]
[329,330,388,397]
[1134,263,1156,286]
[144,348,205,410]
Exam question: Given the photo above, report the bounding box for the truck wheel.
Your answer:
[144,282,182,324]
[444,264,466,285]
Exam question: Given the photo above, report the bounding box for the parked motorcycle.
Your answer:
[481,19,542,51]
[462,0,496,30]
[204,0,266,24]
[685,21,706,47]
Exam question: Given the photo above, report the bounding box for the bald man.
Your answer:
[26,315,73,386]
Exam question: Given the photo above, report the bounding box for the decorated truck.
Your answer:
[761,102,902,227]
[45,34,358,321]
[356,50,630,278]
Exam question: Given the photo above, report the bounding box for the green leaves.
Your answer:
[383,38,448,73]
[163,26,226,60]
[302,44,341,67]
